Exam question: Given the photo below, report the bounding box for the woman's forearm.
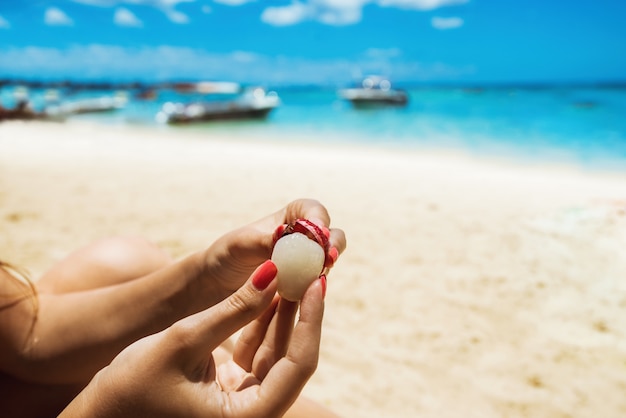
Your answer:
[15,250,221,384]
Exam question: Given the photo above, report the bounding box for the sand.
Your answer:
[1,120,626,417]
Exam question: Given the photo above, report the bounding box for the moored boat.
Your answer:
[156,87,280,124]
[44,95,128,117]
[0,100,47,121]
[338,76,408,108]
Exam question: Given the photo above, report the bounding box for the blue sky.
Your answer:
[0,0,624,85]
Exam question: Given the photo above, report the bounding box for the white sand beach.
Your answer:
[1,120,626,417]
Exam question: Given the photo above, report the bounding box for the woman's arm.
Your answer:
[1,250,221,384]
[59,265,327,418]
[1,199,346,386]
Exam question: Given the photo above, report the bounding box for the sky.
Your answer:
[0,0,624,85]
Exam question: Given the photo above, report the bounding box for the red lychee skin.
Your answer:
[279,218,332,272]
[282,219,329,251]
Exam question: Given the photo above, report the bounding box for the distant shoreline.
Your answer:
[2,78,626,91]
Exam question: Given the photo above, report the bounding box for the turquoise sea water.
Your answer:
[3,84,626,170]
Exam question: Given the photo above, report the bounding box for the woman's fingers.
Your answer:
[282,198,331,227]
[166,261,278,370]
[282,199,347,267]
[232,199,346,270]
[233,295,280,371]
[250,297,298,380]
[329,228,347,256]
[253,278,325,417]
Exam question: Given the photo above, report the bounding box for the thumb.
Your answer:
[167,260,278,367]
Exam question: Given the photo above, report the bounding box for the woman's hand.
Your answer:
[60,260,326,418]
[204,198,346,298]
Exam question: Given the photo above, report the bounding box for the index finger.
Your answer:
[283,199,347,256]
[254,278,325,417]
[247,199,331,256]
[166,261,278,369]
[281,198,331,227]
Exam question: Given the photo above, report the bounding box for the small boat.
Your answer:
[0,87,53,121]
[156,87,280,124]
[44,95,127,117]
[338,76,408,108]
[0,100,47,121]
[172,81,241,94]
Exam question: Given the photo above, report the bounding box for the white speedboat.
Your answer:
[156,87,280,124]
[339,76,408,108]
[44,95,127,117]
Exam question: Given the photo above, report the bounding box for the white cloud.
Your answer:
[318,10,360,25]
[71,0,119,5]
[0,44,474,84]
[376,0,468,10]
[262,0,467,26]
[317,0,364,25]
[213,0,256,5]
[70,0,194,23]
[69,0,469,27]
[261,2,311,26]
[114,8,143,26]
[431,16,463,29]
[231,50,259,63]
[45,7,74,26]
[262,0,367,26]
[0,15,10,29]
[164,9,189,23]
[71,0,191,7]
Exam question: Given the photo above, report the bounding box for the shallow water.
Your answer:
[3,84,626,170]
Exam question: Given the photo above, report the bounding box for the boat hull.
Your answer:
[349,96,408,108]
[339,87,409,108]
[159,87,280,125]
[164,106,274,124]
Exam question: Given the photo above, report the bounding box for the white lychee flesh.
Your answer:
[271,232,325,302]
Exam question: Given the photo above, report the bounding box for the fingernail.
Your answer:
[272,224,287,243]
[320,275,327,299]
[325,246,339,267]
[321,226,331,240]
[251,260,277,290]
[329,246,339,263]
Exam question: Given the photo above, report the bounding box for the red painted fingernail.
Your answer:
[325,246,339,267]
[329,246,339,263]
[272,224,287,243]
[320,275,327,299]
[321,226,331,240]
[251,260,277,290]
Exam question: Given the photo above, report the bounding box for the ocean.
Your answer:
[2,84,626,171]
